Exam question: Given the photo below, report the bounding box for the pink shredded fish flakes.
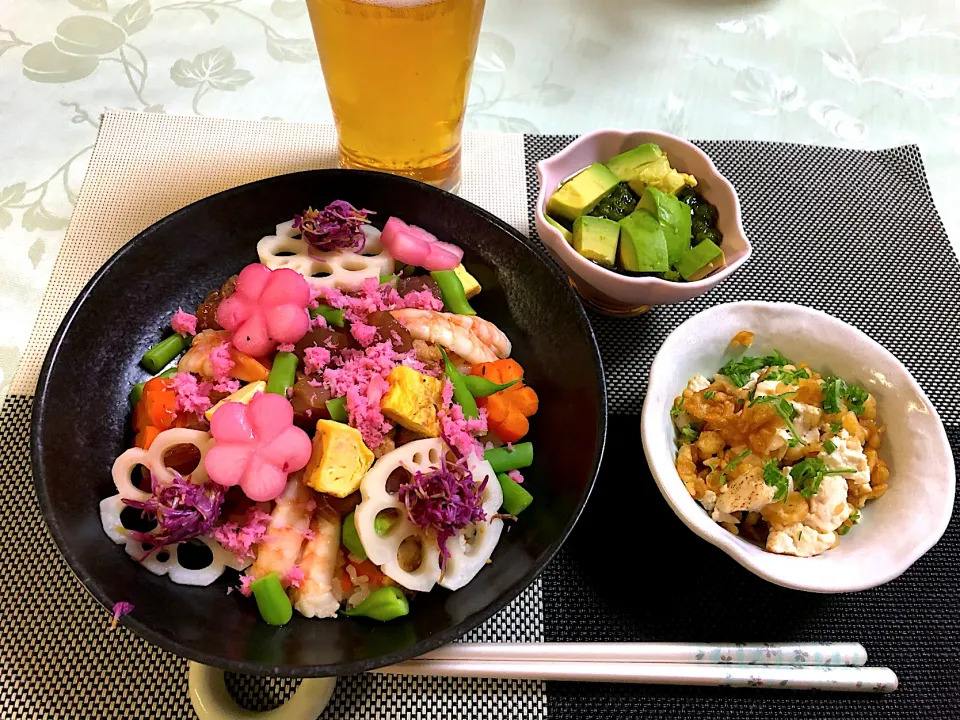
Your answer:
[304,346,332,376]
[239,575,255,597]
[439,403,488,460]
[171,307,197,337]
[285,567,305,589]
[210,507,272,562]
[209,342,235,381]
[322,341,425,448]
[316,277,441,325]
[277,342,295,353]
[507,470,524,485]
[171,372,213,416]
[110,601,134,630]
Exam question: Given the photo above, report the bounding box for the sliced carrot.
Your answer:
[339,569,352,594]
[136,425,162,450]
[511,386,539,416]
[495,411,529,444]
[484,393,511,424]
[349,558,387,589]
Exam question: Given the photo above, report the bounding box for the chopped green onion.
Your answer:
[790,458,855,498]
[762,460,789,502]
[680,426,699,443]
[830,421,842,434]
[718,449,751,485]
[703,391,716,399]
[750,393,806,446]
[250,572,292,626]
[717,350,791,387]
[670,397,685,417]
[823,439,837,454]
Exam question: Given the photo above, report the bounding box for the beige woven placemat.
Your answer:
[11,109,529,396]
[5,109,544,719]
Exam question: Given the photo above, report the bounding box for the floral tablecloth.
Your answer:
[1,0,957,408]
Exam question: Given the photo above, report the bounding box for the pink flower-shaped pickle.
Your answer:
[216,264,311,357]
[204,392,312,502]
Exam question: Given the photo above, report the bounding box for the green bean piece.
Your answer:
[484,442,534,473]
[250,572,293,626]
[140,334,190,374]
[374,509,398,537]
[462,375,519,398]
[310,304,346,327]
[266,352,299,396]
[439,348,478,419]
[497,473,533,515]
[379,274,397,285]
[326,396,348,423]
[129,367,180,406]
[342,511,367,561]
[430,270,476,316]
[342,586,409,622]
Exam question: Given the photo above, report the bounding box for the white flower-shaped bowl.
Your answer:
[535,129,751,313]
[641,301,955,593]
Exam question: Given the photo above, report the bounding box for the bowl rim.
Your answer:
[534,127,752,289]
[640,300,955,593]
[30,168,609,676]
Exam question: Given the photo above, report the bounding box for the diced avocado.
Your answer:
[545,214,573,245]
[660,269,681,281]
[637,187,692,266]
[546,163,620,222]
[573,215,619,268]
[605,143,663,182]
[676,240,725,281]
[618,210,668,273]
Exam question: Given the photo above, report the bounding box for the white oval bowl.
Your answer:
[641,301,954,593]
[535,129,751,309]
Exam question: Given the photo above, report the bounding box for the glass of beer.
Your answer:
[306,0,486,191]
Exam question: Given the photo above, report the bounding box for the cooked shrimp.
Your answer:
[178,329,269,382]
[390,309,511,365]
[250,474,315,582]
[290,497,341,619]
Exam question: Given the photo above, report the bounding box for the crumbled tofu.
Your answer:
[380,366,444,437]
[753,379,788,397]
[700,489,718,513]
[686,375,711,393]
[767,522,836,557]
[304,419,374,497]
[804,474,853,532]
[765,400,821,453]
[204,380,266,420]
[453,264,481,299]
[716,467,776,514]
[821,430,871,491]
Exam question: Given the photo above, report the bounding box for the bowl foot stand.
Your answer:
[189,662,337,719]
[568,278,651,317]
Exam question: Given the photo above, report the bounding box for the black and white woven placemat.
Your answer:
[3,136,958,719]
[524,136,960,718]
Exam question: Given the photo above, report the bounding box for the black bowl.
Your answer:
[31,170,606,677]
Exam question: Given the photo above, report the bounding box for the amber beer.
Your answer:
[307,0,485,190]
